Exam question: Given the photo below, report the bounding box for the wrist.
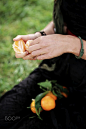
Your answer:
[35,31,47,38]
[35,32,41,38]
[67,35,81,56]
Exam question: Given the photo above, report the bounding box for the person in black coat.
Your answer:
[0,0,86,128]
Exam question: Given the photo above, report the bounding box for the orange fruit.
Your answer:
[63,86,67,89]
[13,39,26,53]
[46,92,57,100]
[61,86,68,98]
[61,92,68,98]
[25,40,33,51]
[30,99,36,113]
[41,96,56,111]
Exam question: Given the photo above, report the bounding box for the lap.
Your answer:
[0,54,86,129]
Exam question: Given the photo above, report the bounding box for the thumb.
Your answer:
[13,35,23,41]
[13,35,29,42]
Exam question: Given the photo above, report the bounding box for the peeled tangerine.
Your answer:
[13,39,33,54]
[25,40,33,51]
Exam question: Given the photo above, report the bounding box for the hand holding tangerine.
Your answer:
[25,40,33,51]
[13,39,33,54]
[13,40,26,54]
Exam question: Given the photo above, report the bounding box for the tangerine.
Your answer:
[41,96,56,111]
[13,39,33,54]
[63,86,67,89]
[30,99,36,113]
[46,92,57,100]
[61,86,68,98]
[13,39,26,53]
[61,92,68,98]
[25,40,33,51]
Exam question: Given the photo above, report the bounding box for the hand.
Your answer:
[23,34,71,60]
[13,32,41,59]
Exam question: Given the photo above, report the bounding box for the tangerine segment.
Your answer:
[25,40,33,51]
[41,96,56,111]
[30,99,36,113]
[46,92,57,100]
[13,40,26,53]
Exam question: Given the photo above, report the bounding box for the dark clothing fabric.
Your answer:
[54,0,86,40]
[61,0,86,40]
[0,0,86,129]
[53,0,64,34]
[0,54,86,129]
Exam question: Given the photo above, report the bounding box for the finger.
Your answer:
[29,36,40,46]
[31,57,37,60]
[13,35,29,42]
[15,51,28,58]
[31,47,48,57]
[13,35,24,41]
[23,53,34,60]
[37,54,49,60]
[28,44,41,53]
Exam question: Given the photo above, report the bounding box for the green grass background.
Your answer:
[0,0,53,96]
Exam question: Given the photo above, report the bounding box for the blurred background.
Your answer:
[0,0,53,96]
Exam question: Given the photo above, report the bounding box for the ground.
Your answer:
[0,0,53,96]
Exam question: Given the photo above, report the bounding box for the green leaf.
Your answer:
[56,83,63,88]
[57,93,63,99]
[29,116,36,119]
[35,91,49,110]
[38,106,43,120]
[39,86,46,91]
[52,90,58,97]
[35,91,49,118]
[62,86,69,92]
[51,80,57,84]
[35,108,42,119]
[38,106,43,114]
[38,80,52,91]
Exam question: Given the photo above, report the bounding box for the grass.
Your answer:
[0,0,53,96]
